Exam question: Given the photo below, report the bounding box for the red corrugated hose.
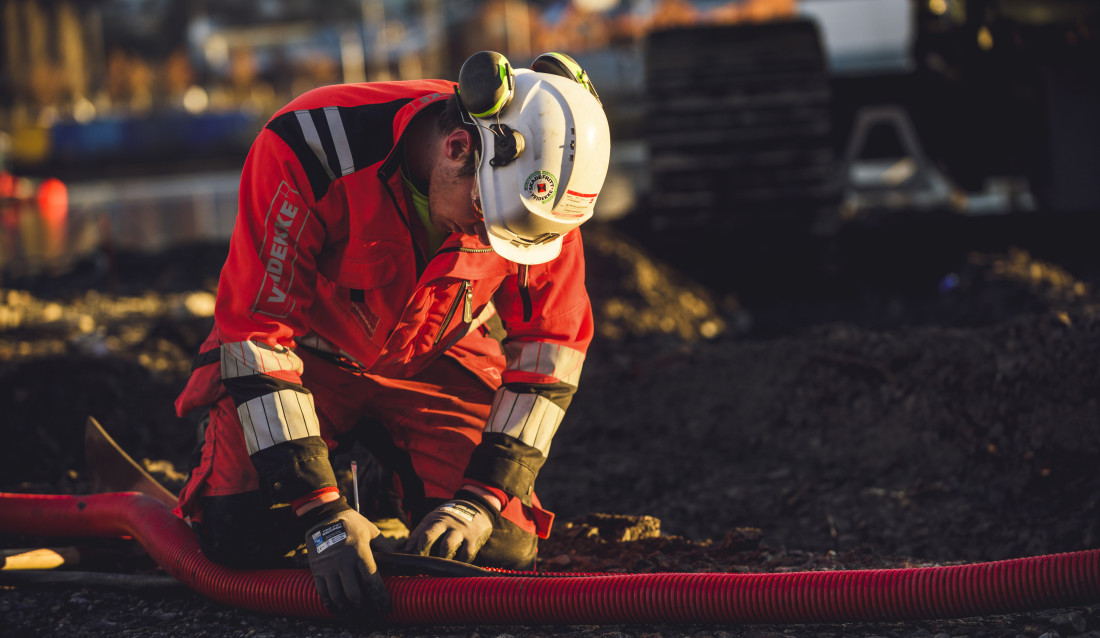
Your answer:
[1,491,1098,624]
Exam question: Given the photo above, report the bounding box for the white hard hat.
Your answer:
[458,51,611,265]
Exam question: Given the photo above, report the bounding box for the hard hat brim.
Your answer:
[486,229,563,265]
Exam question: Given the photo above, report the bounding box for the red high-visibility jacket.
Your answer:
[176,80,593,507]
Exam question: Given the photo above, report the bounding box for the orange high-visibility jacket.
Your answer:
[177,79,593,506]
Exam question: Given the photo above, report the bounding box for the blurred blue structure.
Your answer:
[48,111,257,167]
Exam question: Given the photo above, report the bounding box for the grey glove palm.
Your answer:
[407,491,499,563]
[302,498,390,616]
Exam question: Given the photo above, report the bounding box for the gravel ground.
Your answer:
[3,213,1100,637]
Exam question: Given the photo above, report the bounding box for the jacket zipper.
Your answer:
[436,246,494,255]
[434,280,472,345]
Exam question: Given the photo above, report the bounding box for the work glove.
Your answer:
[406,490,500,563]
[302,497,390,616]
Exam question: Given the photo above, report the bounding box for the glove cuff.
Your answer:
[297,495,352,532]
[453,489,501,526]
[463,433,545,500]
[250,436,337,506]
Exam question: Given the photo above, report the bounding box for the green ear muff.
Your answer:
[531,52,601,104]
[458,51,524,167]
[459,51,516,119]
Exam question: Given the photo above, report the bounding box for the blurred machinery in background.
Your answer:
[644,17,834,233]
[2,0,1097,235]
[903,0,1100,215]
[643,0,1100,240]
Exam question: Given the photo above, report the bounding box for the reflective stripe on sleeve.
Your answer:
[220,341,303,380]
[485,388,566,456]
[237,388,320,455]
[503,341,584,384]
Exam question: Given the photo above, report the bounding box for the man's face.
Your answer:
[427,130,490,245]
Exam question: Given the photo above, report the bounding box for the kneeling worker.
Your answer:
[172,51,611,615]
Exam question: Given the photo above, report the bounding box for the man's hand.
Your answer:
[302,498,390,616]
[406,490,500,563]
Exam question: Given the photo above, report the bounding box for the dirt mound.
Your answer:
[3,216,1100,636]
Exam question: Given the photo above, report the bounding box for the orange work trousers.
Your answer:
[179,350,501,526]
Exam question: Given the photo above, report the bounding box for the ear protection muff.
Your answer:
[458,50,515,118]
[531,52,601,104]
[456,50,601,169]
[458,51,525,167]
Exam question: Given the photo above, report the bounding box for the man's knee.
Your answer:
[474,517,538,571]
[192,492,304,569]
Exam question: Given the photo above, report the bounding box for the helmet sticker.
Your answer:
[554,189,599,219]
[525,171,557,203]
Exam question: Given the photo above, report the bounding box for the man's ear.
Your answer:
[442,127,475,164]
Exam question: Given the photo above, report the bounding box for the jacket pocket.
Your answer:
[372,278,472,379]
[337,246,398,290]
[434,279,472,346]
[332,245,399,342]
